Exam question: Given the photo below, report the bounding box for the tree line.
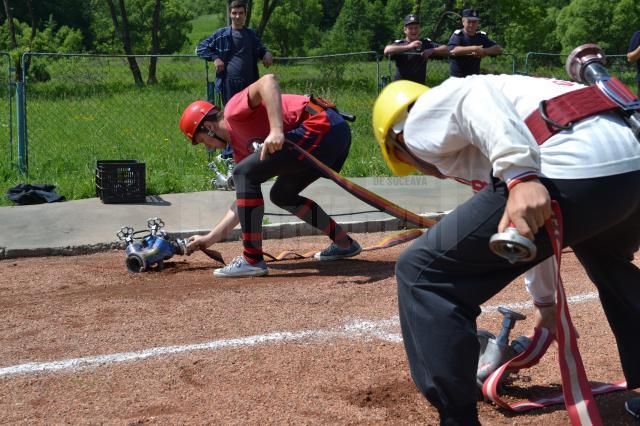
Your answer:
[2,0,639,83]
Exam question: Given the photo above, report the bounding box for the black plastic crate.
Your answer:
[95,160,146,203]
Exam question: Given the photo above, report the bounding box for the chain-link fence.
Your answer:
[523,52,635,85]
[204,51,381,103]
[20,53,210,200]
[16,51,387,200]
[253,52,385,176]
[8,48,638,204]
[381,52,518,88]
[0,52,14,167]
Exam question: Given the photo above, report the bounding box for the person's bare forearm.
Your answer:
[384,44,414,56]
[450,46,477,56]
[431,45,450,57]
[484,44,503,56]
[213,206,241,241]
[191,205,240,249]
[628,46,640,63]
[451,44,502,57]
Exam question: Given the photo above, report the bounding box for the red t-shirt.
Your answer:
[224,87,309,163]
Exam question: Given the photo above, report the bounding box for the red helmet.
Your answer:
[179,100,219,143]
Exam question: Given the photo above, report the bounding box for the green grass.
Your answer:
[2,43,637,207]
[186,13,225,51]
[0,53,393,206]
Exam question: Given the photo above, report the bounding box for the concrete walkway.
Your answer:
[0,177,472,259]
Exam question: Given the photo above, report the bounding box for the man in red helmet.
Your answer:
[179,73,361,277]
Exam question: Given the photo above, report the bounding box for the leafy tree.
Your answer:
[555,0,633,54]
[317,0,373,53]
[30,17,84,53]
[319,0,344,31]
[253,0,282,39]
[105,0,144,86]
[367,0,395,53]
[0,17,83,81]
[482,0,566,53]
[90,0,193,54]
[2,0,18,49]
[182,0,227,16]
[261,0,322,56]
[148,0,161,84]
[1,0,93,49]
[610,0,640,54]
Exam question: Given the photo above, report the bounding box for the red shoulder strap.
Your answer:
[525,78,636,145]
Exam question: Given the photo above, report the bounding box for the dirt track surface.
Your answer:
[1,231,638,424]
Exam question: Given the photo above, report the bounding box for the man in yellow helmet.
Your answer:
[373,75,640,424]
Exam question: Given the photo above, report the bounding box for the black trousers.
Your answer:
[396,171,640,425]
[232,113,352,263]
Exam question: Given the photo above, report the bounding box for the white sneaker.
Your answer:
[213,256,268,278]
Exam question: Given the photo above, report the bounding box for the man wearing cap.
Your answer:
[383,14,449,84]
[178,74,362,278]
[448,8,502,78]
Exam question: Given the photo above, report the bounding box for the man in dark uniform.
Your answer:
[383,14,449,84]
[628,30,640,97]
[448,8,502,78]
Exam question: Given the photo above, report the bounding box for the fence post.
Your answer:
[0,52,14,165]
[16,81,27,174]
[8,62,14,165]
[373,52,380,94]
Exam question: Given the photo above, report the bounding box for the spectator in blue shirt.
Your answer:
[383,14,449,84]
[197,0,273,105]
[196,0,273,160]
[627,30,640,97]
[448,9,502,78]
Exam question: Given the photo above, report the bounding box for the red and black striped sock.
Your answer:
[293,197,351,248]
[237,195,264,264]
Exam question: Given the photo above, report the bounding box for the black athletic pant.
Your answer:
[396,171,640,425]
[233,112,352,264]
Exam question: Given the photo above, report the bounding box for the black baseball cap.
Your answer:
[462,9,480,21]
[403,14,420,26]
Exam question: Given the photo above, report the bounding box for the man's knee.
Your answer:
[396,244,435,290]
[269,187,297,210]
[232,159,255,188]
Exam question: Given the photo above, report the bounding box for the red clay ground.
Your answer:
[0,231,638,424]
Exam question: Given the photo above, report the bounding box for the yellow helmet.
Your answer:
[372,80,429,176]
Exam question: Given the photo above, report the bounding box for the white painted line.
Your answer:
[480,292,599,313]
[0,292,600,378]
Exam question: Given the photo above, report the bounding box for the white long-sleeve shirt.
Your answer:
[404,74,640,304]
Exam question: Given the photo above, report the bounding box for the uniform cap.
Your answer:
[403,14,420,26]
[462,9,480,21]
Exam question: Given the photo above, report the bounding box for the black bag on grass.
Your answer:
[5,183,65,205]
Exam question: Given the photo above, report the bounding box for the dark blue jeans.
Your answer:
[396,171,640,425]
